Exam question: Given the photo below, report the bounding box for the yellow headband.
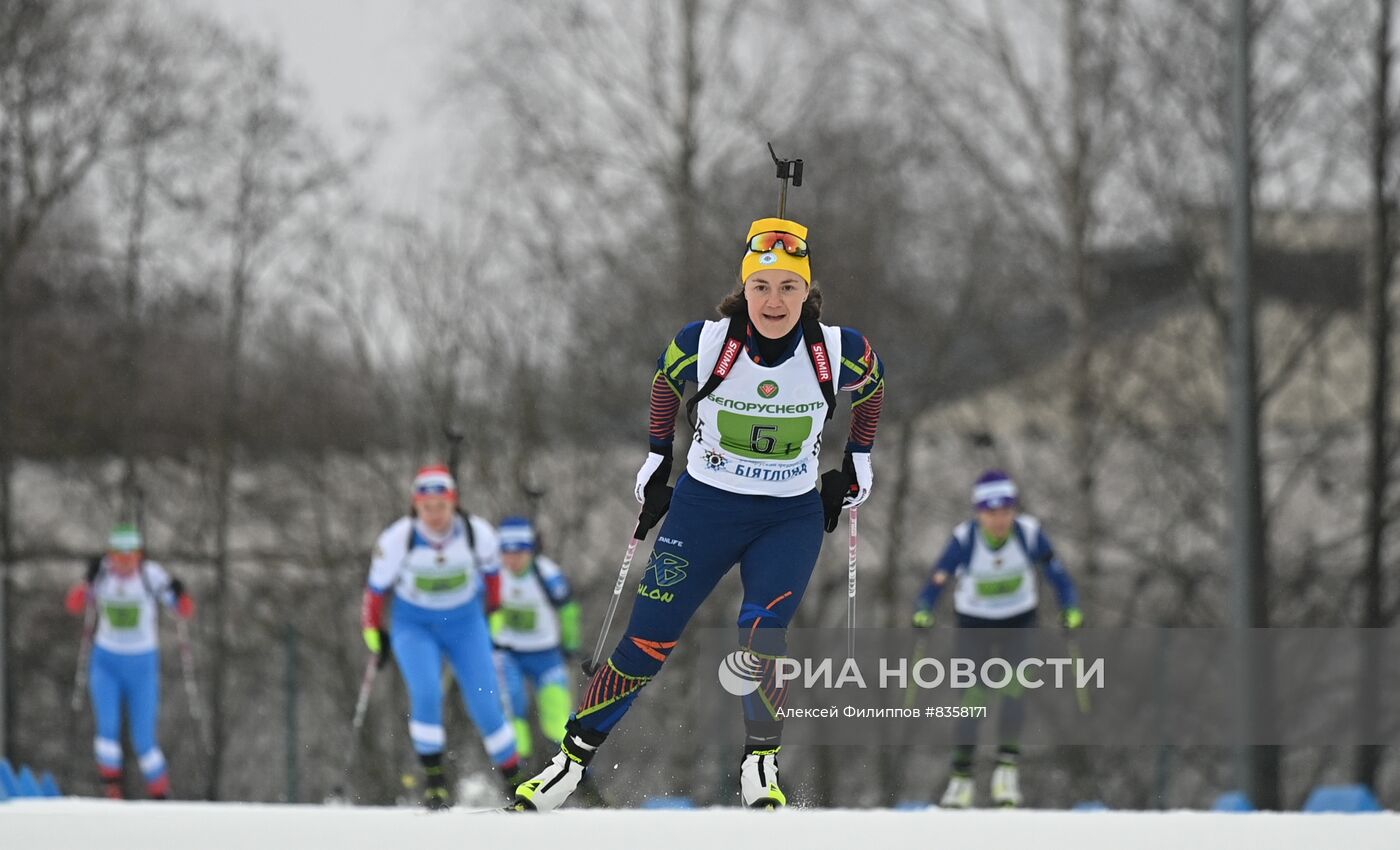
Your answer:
[741,217,811,286]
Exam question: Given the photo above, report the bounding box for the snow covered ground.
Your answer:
[2,799,1398,850]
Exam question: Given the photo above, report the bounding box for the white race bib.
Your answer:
[686,320,841,497]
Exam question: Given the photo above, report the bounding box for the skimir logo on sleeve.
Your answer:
[717,650,764,696]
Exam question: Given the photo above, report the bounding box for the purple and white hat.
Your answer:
[972,469,1018,511]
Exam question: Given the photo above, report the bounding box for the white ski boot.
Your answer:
[990,762,1022,808]
[511,721,602,812]
[940,773,975,809]
[740,748,787,809]
[512,750,583,812]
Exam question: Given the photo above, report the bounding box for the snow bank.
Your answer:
[2,799,1397,850]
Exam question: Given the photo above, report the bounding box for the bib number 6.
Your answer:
[750,424,778,455]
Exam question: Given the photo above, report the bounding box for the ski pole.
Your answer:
[581,474,671,677]
[847,506,858,658]
[176,618,213,756]
[903,633,929,710]
[581,533,642,677]
[330,654,382,799]
[71,596,98,713]
[1067,636,1092,714]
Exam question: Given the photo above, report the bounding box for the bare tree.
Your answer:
[872,0,1133,615]
[449,0,837,413]
[1356,0,1395,792]
[192,29,349,800]
[0,0,135,759]
[102,7,203,518]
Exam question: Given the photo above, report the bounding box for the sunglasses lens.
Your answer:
[747,232,808,257]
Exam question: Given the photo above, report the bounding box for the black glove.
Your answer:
[634,453,674,540]
[819,452,859,533]
[169,578,186,598]
[85,556,102,583]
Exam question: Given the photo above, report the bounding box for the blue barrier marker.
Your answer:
[0,760,20,798]
[17,765,41,797]
[1213,791,1255,812]
[640,796,696,809]
[1303,784,1382,813]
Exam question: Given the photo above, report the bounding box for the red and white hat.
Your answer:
[411,464,457,499]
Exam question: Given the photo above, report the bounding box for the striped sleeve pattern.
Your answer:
[849,383,883,450]
[648,322,704,452]
[649,371,682,447]
[838,327,885,452]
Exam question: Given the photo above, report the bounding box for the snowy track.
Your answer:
[3,799,1398,850]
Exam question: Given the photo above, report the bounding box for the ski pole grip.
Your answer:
[634,484,673,540]
[847,507,859,599]
[610,540,638,596]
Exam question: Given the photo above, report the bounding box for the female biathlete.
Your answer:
[491,516,580,767]
[911,469,1083,808]
[513,214,886,810]
[64,523,195,799]
[361,465,518,809]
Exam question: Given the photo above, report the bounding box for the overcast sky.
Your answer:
[179,0,468,211]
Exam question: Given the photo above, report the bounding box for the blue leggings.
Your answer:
[577,473,824,740]
[90,647,167,782]
[497,648,571,757]
[499,648,569,718]
[391,595,516,766]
